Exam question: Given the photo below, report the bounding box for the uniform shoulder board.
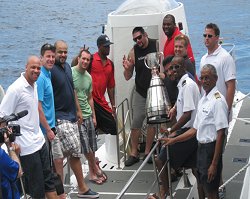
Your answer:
[182,80,186,87]
[214,92,221,99]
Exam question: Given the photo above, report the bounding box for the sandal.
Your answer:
[96,170,108,182]
[95,157,108,182]
[148,193,160,199]
[89,178,104,185]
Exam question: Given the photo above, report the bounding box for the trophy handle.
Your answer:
[158,52,164,66]
[144,56,151,69]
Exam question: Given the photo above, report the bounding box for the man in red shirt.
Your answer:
[162,14,195,64]
[90,35,117,135]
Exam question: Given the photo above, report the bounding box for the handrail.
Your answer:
[219,162,250,191]
[115,98,131,168]
[116,141,160,199]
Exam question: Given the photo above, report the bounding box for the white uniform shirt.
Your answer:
[176,74,200,128]
[0,73,45,156]
[200,45,236,98]
[193,87,228,143]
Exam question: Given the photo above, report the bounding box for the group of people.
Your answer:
[123,14,235,199]
[0,35,117,198]
[0,13,236,199]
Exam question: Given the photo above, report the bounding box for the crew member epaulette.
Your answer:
[182,80,186,87]
[214,92,221,99]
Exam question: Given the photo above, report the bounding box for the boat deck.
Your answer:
[65,96,250,199]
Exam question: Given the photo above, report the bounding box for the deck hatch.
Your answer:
[232,157,248,163]
[239,138,250,143]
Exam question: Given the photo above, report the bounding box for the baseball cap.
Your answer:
[97,34,113,47]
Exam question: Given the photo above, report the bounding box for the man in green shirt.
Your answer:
[72,49,107,185]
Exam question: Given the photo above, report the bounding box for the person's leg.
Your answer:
[51,134,64,183]
[207,190,219,199]
[129,90,147,158]
[145,125,156,155]
[94,101,117,135]
[20,151,46,198]
[130,128,141,156]
[191,168,205,199]
[39,143,58,199]
[69,156,89,193]
[155,158,169,198]
[55,120,88,193]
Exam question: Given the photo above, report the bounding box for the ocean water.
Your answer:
[0,0,249,93]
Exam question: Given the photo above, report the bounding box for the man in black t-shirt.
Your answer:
[123,27,158,166]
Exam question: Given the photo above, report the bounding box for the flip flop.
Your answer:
[96,170,108,182]
[89,178,104,185]
[95,157,108,182]
[148,193,160,199]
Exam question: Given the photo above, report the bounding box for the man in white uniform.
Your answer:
[153,56,200,198]
[161,64,228,199]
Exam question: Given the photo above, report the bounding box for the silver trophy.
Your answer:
[144,52,171,124]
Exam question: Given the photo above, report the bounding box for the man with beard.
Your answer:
[51,40,99,198]
[90,35,116,137]
[162,14,195,64]
[122,27,158,166]
[0,56,58,199]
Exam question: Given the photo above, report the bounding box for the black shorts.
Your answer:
[197,141,222,193]
[94,101,117,135]
[20,143,55,198]
[159,128,198,169]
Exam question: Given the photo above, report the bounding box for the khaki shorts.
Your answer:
[131,90,147,129]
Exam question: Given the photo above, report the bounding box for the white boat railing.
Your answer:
[115,98,132,168]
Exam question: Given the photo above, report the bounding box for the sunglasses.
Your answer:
[133,35,143,42]
[169,64,180,70]
[203,34,214,38]
[41,43,55,50]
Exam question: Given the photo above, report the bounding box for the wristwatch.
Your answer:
[8,146,15,152]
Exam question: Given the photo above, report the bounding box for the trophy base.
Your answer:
[147,115,171,124]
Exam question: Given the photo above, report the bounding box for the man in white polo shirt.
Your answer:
[0,56,57,199]
[200,23,236,113]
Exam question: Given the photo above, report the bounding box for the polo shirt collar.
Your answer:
[205,45,222,57]
[41,66,50,77]
[94,52,111,66]
[20,72,35,88]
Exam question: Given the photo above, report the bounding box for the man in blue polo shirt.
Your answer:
[37,43,56,142]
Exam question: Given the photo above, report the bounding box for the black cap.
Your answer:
[97,34,113,47]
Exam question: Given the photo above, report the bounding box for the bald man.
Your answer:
[0,56,58,198]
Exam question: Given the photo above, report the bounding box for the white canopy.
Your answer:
[112,0,179,15]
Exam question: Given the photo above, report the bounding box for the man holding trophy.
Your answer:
[123,27,159,166]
